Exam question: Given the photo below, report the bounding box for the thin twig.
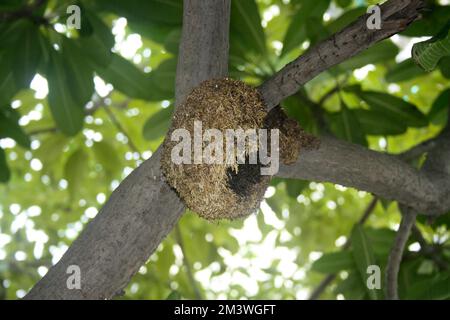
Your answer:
[308,197,378,300]
[385,206,417,300]
[399,138,438,162]
[317,74,349,106]
[308,274,335,300]
[102,105,140,156]
[27,127,58,136]
[174,225,202,300]
[318,86,340,106]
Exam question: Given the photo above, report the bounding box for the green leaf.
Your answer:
[352,91,428,128]
[166,291,181,300]
[154,244,175,280]
[331,41,398,75]
[127,20,174,44]
[285,180,308,198]
[0,107,30,148]
[282,96,318,135]
[306,16,329,46]
[402,5,450,37]
[0,20,41,105]
[365,228,396,258]
[0,0,27,10]
[431,211,450,229]
[34,134,69,171]
[326,101,367,146]
[351,225,379,300]
[94,0,182,26]
[336,0,352,8]
[0,147,10,183]
[406,274,450,300]
[77,10,114,68]
[64,148,89,198]
[230,0,267,56]
[143,106,173,141]
[164,29,181,54]
[148,59,177,99]
[46,49,85,136]
[428,89,450,125]
[439,56,450,79]
[327,8,366,34]
[96,54,153,100]
[311,251,356,274]
[0,19,31,51]
[354,109,407,136]
[61,38,95,106]
[335,272,367,300]
[92,141,122,176]
[412,22,450,72]
[385,59,426,83]
[0,50,17,106]
[282,0,330,56]
[12,21,42,88]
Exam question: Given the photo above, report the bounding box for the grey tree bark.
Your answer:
[26,0,449,299]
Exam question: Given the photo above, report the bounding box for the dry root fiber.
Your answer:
[161,78,318,220]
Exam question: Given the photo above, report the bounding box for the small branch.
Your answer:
[308,274,335,300]
[277,136,444,216]
[308,197,378,300]
[27,126,58,136]
[318,86,340,106]
[258,0,425,110]
[102,105,140,156]
[385,206,417,300]
[399,138,438,162]
[174,225,202,300]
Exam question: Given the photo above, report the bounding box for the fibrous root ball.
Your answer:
[161,78,319,220]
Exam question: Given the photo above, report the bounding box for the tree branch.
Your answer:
[25,0,231,299]
[385,206,417,300]
[174,225,202,299]
[384,111,450,300]
[258,0,425,110]
[399,138,439,162]
[276,136,448,216]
